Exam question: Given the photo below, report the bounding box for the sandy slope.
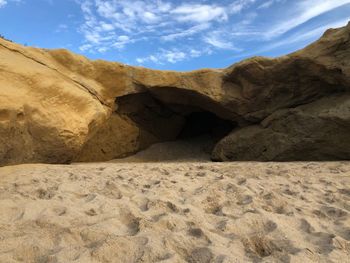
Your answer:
[112,136,215,163]
[0,160,349,263]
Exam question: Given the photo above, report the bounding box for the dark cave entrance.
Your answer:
[177,111,235,141]
[115,91,236,160]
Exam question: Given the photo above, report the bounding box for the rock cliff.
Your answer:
[0,22,349,165]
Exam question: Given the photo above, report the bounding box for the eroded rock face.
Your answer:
[212,94,350,161]
[0,22,349,165]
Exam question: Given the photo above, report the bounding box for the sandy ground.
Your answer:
[113,136,215,163]
[0,160,349,263]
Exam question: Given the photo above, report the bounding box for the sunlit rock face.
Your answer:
[0,22,349,165]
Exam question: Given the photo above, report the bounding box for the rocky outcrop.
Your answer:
[212,94,350,161]
[0,22,349,165]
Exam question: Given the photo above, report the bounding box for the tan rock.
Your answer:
[0,22,349,165]
[212,94,350,161]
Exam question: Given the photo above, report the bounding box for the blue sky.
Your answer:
[0,0,350,71]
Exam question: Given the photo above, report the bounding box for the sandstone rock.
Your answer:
[75,114,140,162]
[0,22,349,165]
[212,94,350,161]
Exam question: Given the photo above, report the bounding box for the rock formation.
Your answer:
[0,22,349,165]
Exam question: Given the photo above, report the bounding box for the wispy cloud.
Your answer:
[73,0,350,68]
[112,35,132,49]
[265,18,350,50]
[1,0,349,70]
[0,0,22,8]
[230,18,350,61]
[136,47,211,65]
[0,0,7,8]
[204,33,242,50]
[77,0,246,56]
[257,0,284,10]
[229,0,256,13]
[264,0,350,39]
[136,49,187,64]
[171,3,228,23]
[55,24,68,33]
[161,23,211,41]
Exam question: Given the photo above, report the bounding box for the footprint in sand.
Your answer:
[187,247,213,263]
[338,188,350,196]
[187,225,211,244]
[132,197,149,212]
[236,195,253,206]
[243,234,299,262]
[84,193,97,202]
[146,200,179,213]
[36,187,57,200]
[101,181,123,199]
[299,219,336,255]
[264,220,278,233]
[119,211,141,236]
[337,227,350,241]
[85,208,97,216]
[321,206,348,220]
[53,206,67,216]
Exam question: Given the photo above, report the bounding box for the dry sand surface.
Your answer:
[0,160,349,263]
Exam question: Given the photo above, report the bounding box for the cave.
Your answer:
[177,111,235,141]
[115,91,236,160]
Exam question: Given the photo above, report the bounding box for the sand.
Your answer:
[0,159,349,263]
[112,136,215,163]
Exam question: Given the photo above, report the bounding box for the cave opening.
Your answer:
[177,111,235,141]
[115,91,236,161]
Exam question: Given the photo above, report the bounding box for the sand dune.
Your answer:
[0,161,349,262]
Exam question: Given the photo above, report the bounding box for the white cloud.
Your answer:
[229,0,256,14]
[0,0,7,8]
[266,18,350,50]
[117,35,129,42]
[257,0,286,9]
[163,50,186,63]
[77,0,239,54]
[94,0,171,29]
[137,49,186,64]
[141,11,160,23]
[171,4,228,23]
[78,0,176,52]
[190,49,202,57]
[99,22,114,31]
[264,0,350,38]
[112,35,131,49]
[97,46,108,53]
[258,0,274,9]
[136,58,144,63]
[79,43,93,52]
[75,0,350,66]
[136,47,212,65]
[161,23,211,41]
[230,18,349,61]
[137,55,159,64]
[85,31,101,44]
[204,32,242,50]
[0,0,21,8]
[55,24,68,33]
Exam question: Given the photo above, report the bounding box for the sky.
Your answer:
[0,0,350,71]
